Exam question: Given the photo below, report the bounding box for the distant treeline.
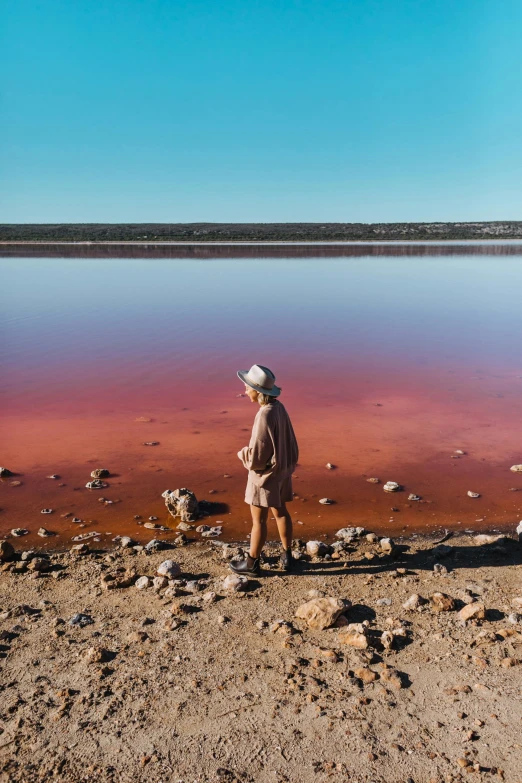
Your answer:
[1,221,522,243]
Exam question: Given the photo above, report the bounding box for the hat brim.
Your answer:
[237,369,281,396]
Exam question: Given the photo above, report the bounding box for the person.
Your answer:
[229,364,299,576]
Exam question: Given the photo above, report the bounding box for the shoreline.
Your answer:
[1,528,521,782]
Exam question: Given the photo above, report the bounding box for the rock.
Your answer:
[223,574,249,592]
[176,522,194,531]
[306,540,330,557]
[379,537,395,555]
[366,477,380,484]
[71,532,100,542]
[353,666,378,683]
[0,540,15,561]
[152,576,168,591]
[517,521,522,542]
[430,592,456,612]
[336,527,365,541]
[101,568,137,589]
[157,560,181,579]
[91,469,110,478]
[86,480,108,489]
[113,535,134,548]
[433,563,449,575]
[408,493,421,501]
[201,527,223,537]
[162,488,199,522]
[27,557,51,572]
[339,625,368,649]
[40,508,53,514]
[510,465,522,472]
[203,591,217,603]
[376,597,392,607]
[507,612,520,625]
[135,576,151,589]
[458,602,486,622]
[145,539,167,553]
[383,481,401,492]
[455,449,466,455]
[143,441,159,446]
[511,597,522,610]
[380,665,404,689]
[319,497,334,505]
[381,630,395,650]
[37,528,54,537]
[70,543,89,555]
[47,474,60,479]
[11,528,28,537]
[85,646,111,663]
[0,467,13,477]
[467,491,480,498]
[402,594,425,611]
[366,532,378,543]
[69,613,94,627]
[325,463,334,469]
[295,597,350,630]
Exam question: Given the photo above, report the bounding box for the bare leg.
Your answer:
[249,504,269,558]
[271,503,293,551]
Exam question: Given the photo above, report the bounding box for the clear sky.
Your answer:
[2,0,521,223]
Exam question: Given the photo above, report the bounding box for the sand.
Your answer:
[1,531,521,783]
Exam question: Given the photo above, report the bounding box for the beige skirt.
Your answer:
[244,473,294,508]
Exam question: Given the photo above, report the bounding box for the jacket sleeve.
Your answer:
[238,412,274,471]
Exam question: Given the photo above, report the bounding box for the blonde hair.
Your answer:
[257,390,281,406]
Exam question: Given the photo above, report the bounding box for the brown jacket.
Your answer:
[238,399,299,488]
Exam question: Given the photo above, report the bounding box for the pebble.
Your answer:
[402,594,425,611]
[376,597,392,606]
[325,463,334,469]
[295,597,350,630]
[306,540,330,557]
[47,474,60,480]
[0,467,13,477]
[69,613,94,627]
[157,560,181,579]
[510,464,522,472]
[319,498,334,505]
[383,481,401,492]
[135,576,151,589]
[408,493,421,501]
[11,528,29,537]
[86,480,108,490]
[91,469,110,478]
[379,537,395,555]
[223,574,249,592]
[467,491,480,498]
[430,592,456,612]
[458,602,485,622]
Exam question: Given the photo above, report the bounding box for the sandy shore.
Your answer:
[1,530,521,783]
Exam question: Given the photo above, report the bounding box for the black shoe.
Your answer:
[229,554,261,577]
[280,548,293,572]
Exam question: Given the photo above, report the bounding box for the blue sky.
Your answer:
[2,0,521,223]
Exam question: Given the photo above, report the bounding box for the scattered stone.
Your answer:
[379,537,395,555]
[467,491,480,498]
[202,591,217,603]
[500,657,520,668]
[0,540,15,561]
[70,543,90,555]
[85,646,112,663]
[223,574,249,592]
[319,497,334,505]
[157,560,181,579]
[380,630,395,650]
[510,464,522,472]
[69,613,94,627]
[152,576,168,591]
[201,527,223,537]
[91,469,110,478]
[433,563,449,575]
[71,532,100,542]
[402,594,425,611]
[516,521,522,542]
[379,665,404,689]
[295,597,350,630]
[86,480,108,489]
[366,532,378,543]
[27,557,51,572]
[354,666,379,683]
[408,493,421,501]
[112,535,135,548]
[366,477,380,484]
[376,597,392,606]
[101,568,137,589]
[11,528,29,537]
[383,481,401,492]
[143,441,159,446]
[339,624,369,649]
[430,592,456,612]
[135,576,151,589]
[325,463,334,470]
[177,522,194,531]
[336,527,365,541]
[0,467,13,477]
[458,603,486,622]
[162,488,199,522]
[37,528,54,537]
[455,449,466,455]
[306,540,330,557]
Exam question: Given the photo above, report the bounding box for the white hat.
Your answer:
[237,364,281,396]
